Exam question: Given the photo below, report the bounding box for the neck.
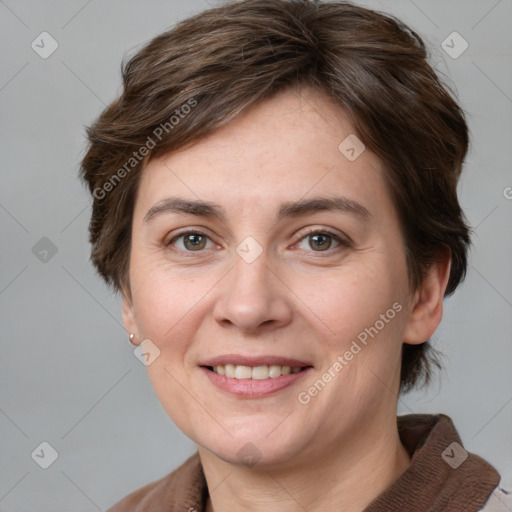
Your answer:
[199,415,410,512]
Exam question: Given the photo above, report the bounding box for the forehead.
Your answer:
[135,87,391,219]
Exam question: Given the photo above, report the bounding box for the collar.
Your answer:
[365,414,500,511]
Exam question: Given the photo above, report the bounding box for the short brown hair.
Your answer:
[80,0,470,392]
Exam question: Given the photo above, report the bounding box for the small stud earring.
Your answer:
[129,333,135,345]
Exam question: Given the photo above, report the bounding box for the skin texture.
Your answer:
[122,87,451,512]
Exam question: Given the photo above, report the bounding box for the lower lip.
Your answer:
[201,367,312,397]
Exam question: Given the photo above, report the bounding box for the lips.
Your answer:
[199,355,313,392]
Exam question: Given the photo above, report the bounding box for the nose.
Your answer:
[213,252,293,334]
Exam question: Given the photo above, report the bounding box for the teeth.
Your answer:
[251,365,269,380]
[211,364,303,379]
[225,364,236,378]
[234,365,252,379]
[269,365,283,378]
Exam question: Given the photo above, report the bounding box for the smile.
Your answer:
[200,356,313,397]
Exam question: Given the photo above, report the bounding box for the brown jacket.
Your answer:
[107,414,504,511]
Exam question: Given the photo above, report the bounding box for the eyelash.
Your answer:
[166,228,350,254]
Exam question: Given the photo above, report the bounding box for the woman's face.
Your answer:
[123,87,420,468]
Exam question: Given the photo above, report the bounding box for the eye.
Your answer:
[296,230,346,252]
[167,231,214,252]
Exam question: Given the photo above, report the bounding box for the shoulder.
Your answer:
[106,453,205,512]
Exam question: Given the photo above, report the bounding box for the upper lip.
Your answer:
[200,354,312,368]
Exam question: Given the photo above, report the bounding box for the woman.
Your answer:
[80,1,508,510]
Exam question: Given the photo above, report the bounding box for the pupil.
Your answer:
[186,234,205,250]
[310,234,330,251]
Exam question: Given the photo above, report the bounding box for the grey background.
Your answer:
[1,0,511,510]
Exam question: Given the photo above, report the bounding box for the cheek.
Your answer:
[130,269,210,428]
[293,260,405,343]
[130,261,203,351]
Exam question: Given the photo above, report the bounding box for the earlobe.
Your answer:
[403,251,452,345]
[122,288,139,345]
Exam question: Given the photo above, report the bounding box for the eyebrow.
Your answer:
[143,196,371,224]
[144,198,225,223]
[277,196,370,221]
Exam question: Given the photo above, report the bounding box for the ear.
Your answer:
[122,287,140,345]
[403,250,452,345]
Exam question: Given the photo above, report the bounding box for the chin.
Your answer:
[196,427,310,470]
